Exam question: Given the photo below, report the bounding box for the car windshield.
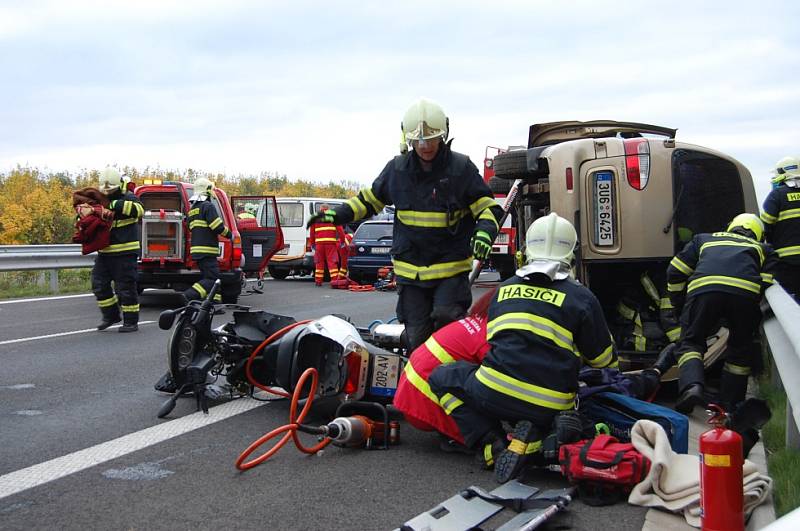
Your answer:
[355,223,393,240]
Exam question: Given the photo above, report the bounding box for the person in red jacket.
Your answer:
[310,204,346,285]
[338,228,354,280]
[393,289,496,445]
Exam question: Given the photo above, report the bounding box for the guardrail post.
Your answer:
[38,270,46,287]
[50,269,59,294]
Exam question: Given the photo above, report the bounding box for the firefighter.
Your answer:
[307,98,502,350]
[310,204,346,285]
[761,156,800,300]
[667,213,777,414]
[93,167,144,333]
[183,177,231,302]
[338,227,354,279]
[427,213,617,483]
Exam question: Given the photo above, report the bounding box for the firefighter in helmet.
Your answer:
[761,156,800,300]
[307,97,502,350]
[93,167,144,332]
[309,203,347,285]
[183,176,231,302]
[427,213,617,483]
[666,213,777,414]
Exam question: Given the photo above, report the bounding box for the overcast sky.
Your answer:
[1,0,798,201]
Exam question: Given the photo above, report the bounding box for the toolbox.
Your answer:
[141,210,184,260]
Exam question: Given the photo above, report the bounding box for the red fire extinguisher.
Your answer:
[699,404,744,531]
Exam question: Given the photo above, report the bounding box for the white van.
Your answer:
[268,197,346,279]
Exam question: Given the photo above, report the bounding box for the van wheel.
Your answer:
[493,150,530,179]
[268,266,289,280]
[489,176,513,195]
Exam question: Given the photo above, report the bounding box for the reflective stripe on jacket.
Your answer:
[188,198,230,258]
[762,186,800,263]
[331,144,503,282]
[393,316,489,443]
[478,275,617,411]
[98,190,143,255]
[666,231,777,309]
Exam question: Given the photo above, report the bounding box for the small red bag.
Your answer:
[558,435,650,505]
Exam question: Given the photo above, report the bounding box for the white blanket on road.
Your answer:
[627,419,771,528]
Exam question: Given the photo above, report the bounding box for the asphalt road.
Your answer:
[0,274,648,530]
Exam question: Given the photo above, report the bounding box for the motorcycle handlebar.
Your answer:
[193,279,221,326]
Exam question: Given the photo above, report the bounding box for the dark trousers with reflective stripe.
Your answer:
[92,253,138,324]
[675,291,761,405]
[184,256,221,302]
[428,360,553,449]
[397,274,471,353]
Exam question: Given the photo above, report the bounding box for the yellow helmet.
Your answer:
[727,213,764,241]
[193,176,214,196]
[98,167,123,194]
[401,98,448,144]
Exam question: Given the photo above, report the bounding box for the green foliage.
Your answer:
[0,269,91,299]
[0,166,360,244]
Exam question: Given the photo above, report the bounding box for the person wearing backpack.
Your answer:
[427,213,618,483]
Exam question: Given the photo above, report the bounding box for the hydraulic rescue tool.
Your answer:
[469,179,523,285]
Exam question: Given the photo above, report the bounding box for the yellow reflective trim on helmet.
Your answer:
[424,337,455,365]
[392,258,472,281]
[97,295,118,308]
[487,312,575,353]
[687,275,761,295]
[678,351,703,366]
[670,256,694,276]
[469,196,496,217]
[475,365,576,411]
[700,240,764,265]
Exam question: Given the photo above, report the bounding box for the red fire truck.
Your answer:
[483,146,519,280]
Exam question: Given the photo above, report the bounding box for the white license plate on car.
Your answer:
[369,354,401,397]
[371,247,391,254]
[594,171,615,246]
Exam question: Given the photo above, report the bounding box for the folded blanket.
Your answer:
[628,419,771,528]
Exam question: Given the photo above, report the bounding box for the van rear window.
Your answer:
[278,203,303,227]
[672,150,744,246]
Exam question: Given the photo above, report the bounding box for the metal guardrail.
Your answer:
[0,244,94,293]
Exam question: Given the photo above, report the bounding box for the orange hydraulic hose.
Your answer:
[244,319,313,398]
[236,367,332,470]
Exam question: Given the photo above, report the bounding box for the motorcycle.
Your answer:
[155,279,407,418]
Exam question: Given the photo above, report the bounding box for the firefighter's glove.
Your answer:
[471,230,493,260]
[306,210,336,228]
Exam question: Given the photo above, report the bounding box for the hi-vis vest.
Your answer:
[761,185,800,263]
[394,316,489,443]
[310,222,340,245]
[331,146,502,282]
[667,231,776,308]
[478,276,617,412]
[188,198,230,258]
[98,190,143,255]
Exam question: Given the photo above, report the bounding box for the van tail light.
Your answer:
[623,138,650,190]
[566,167,574,192]
[232,235,243,263]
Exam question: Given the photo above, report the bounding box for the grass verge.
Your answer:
[759,373,800,517]
[0,269,91,299]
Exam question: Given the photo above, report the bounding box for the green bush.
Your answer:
[0,269,91,299]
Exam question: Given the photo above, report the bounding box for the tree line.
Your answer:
[0,167,361,244]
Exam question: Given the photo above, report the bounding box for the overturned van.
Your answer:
[491,120,758,374]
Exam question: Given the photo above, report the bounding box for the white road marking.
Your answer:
[0,321,157,346]
[0,397,269,500]
[0,293,93,305]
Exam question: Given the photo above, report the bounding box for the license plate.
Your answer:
[371,247,391,254]
[594,171,615,246]
[495,232,509,244]
[369,354,400,397]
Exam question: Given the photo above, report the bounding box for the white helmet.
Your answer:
[519,213,577,280]
[193,176,214,197]
[402,98,448,144]
[98,167,124,194]
[774,156,800,183]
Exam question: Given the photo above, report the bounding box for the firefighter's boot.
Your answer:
[119,314,139,333]
[474,431,507,470]
[652,343,677,376]
[494,421,541,483]
[97,308,121,331]
[675,383,705,414]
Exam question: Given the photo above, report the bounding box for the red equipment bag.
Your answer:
[558,434,650,506]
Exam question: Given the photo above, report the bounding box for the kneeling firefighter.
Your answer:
[183,177,231,302]
[428,213,618,483]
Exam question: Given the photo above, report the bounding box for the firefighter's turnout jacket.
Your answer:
[188,198,230,259]
[310,219,346,283]
[331,144,502,283]
[394,315,490,444]
[480,275,618,412]
[761,186,800,264]
[98,189,143,255]
[666,231,776,311]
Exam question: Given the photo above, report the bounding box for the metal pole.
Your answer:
[50,269,59,294]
